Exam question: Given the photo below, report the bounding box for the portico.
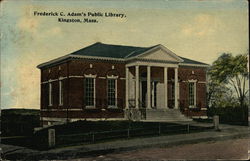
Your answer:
[125,62,179,110]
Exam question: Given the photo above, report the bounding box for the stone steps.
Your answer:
[146,109,192,122]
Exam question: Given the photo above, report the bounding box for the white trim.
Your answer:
[198,81,207,84]
[126,44,184,62]
[188,79,198,83]
[37,54,71,68]
[84,74,97,78]
[107,75,119,79]
[126,61,178,68]
[69,75,84,78]
[182,80,205,84]
[201,108,207,110]
[85,106,96,109]
[41,76,70,84]
[179,63,209,68]
[49,79,57,82]
[120,77,126,80]
[99,77,106,79]
[71,54,125,62]
[59,76,67,80]
[158,44,184,62]
[41,81,49,84]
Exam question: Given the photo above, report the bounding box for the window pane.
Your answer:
[85,78,94,106]
[189,82,194,106]
[49,83,52,106]
[59,81,63,105]
[108,79,116,106]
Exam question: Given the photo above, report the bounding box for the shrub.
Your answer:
[207,105,248,126]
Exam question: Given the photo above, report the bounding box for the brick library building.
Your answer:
[37,42,209,126]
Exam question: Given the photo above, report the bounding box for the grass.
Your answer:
[32,120,212,150]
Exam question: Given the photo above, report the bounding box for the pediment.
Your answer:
[138,45,183,62]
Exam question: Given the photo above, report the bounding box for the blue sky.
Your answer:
[0,0,248,109]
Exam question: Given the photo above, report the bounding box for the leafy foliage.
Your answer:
[208,53,249,107]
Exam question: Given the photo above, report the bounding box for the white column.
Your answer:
[135,66,139,109]
[152,82,154,107]
[174,67,178,109]
[164,67,168,109]
[125,67,129,109]
[147,66,151,109]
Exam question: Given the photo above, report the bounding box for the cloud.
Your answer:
[181,14,222,37]
[17,14,62,40]
[6,52,41,108]
[17,17,40,33]
[48,26,62,35]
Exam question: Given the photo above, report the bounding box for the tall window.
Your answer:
[59,80,63,105]
[49,82,52,106]
[108,79,116,107]
[188,82,196,107]
[85,78,95,107]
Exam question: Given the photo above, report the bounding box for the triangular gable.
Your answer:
[133,45,183,62]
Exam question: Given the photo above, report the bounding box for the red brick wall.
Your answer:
[40,60,207,119]
[179,67,206,82]
[40,59,125,119]
[41,62,69,110]
[178,66,207,116]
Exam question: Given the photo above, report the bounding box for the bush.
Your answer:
[207,106,248,126]
[1,109,40,136]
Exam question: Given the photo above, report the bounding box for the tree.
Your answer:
[208,53,249,107]
[207,80,238,108]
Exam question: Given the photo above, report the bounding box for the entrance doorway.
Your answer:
[140,80,158,108]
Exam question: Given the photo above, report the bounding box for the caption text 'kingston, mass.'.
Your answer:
[33,11,126,23]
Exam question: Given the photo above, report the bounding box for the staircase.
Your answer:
[145,109,192,122]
